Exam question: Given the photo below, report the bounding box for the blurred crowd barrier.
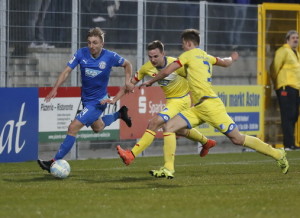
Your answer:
[1,0,259,88]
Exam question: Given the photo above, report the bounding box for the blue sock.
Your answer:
[54,135,76,160]
[102,112,120,127]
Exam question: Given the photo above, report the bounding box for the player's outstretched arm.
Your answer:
[215,51,239,67]
[101,86,127,105]
[122,59,134,93]
[101,78,138,105]
[139,61,181,88]
[45,66,72,102]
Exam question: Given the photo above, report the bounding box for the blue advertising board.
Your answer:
[0,88,38,162]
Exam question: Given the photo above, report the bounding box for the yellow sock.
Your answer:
[243,135,281,160]
[163,132,176,171]
[186,128,208,145]
[131,129,156,157]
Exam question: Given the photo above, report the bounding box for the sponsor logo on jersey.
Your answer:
[158,79,170,86]
[99,61,106,69]
[85,68,102,78]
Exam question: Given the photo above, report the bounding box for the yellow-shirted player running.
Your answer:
[103,40,216,173]
[141,29,289,178]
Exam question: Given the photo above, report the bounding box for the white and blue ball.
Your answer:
[50,159,71,179]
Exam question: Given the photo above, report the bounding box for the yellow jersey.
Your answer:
[176,48,217,104]
[270,43,300,90]
[134,56,189,98]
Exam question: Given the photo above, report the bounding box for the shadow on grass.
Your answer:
[77,175,154,184]
[2,174,60,182]
[111,183,182,190]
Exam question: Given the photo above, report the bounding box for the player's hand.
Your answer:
[139,80,153,89]
[231,51,239,61]
[44,88,57,102]
[125,82,135,93]
[100,98,115,105]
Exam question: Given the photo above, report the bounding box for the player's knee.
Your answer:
[92,125,104,133]
[67,125,78,135]
[147,122,158,131]
[230,136,244,145]
[147,117,163,131]
[175,128,187,137]
[92,128,100,133]
[164,123,176,133]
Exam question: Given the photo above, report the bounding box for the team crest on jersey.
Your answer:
[99,61,106,69]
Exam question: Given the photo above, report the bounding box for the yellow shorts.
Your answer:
[158,94,191,122]
[179,98,236,134]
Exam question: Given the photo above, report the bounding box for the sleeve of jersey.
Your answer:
[67,51,80,69]
[133,71,141,82]
[112,52,125,67]
[208,55,218,65]
[134,67,145,82]
[175,66,186,77]
[176,52,188,67]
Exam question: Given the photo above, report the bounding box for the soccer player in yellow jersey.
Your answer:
[103,40,216,169]
[141,29,289,178]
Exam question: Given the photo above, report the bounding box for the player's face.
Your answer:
[287,33,299,49]
[148,48,165,67]
[87,36,104,58]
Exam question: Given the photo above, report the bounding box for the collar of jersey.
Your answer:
[90,48,105,60]
[156,56,168,70]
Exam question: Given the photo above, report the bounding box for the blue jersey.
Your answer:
[67,47,125,105]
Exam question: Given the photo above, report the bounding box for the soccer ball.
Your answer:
[50,159,71,179]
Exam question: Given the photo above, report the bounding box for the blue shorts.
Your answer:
[76,103,107,127]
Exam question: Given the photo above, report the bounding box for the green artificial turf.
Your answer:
[1,152,299,218]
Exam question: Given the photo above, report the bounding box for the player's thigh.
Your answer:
[76,104,106,127]
[164,114,189,132]
[68,119,85,135]
[200,98,235,134]
[158,96,191,122]
[91,119,105,132]
[178,106,204,129]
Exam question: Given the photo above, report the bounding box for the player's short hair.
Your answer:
[147,40,164,53]
[87,27,105,42]
[181,29,200,45]
[285,30,298,42]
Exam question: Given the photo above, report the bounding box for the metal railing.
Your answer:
[0,0,259,88]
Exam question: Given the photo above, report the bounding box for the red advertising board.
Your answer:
[39,87,120,98]
[120,86,166,139]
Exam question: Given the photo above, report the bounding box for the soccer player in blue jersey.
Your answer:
[38,27,134,172]
[141,29,289,178]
